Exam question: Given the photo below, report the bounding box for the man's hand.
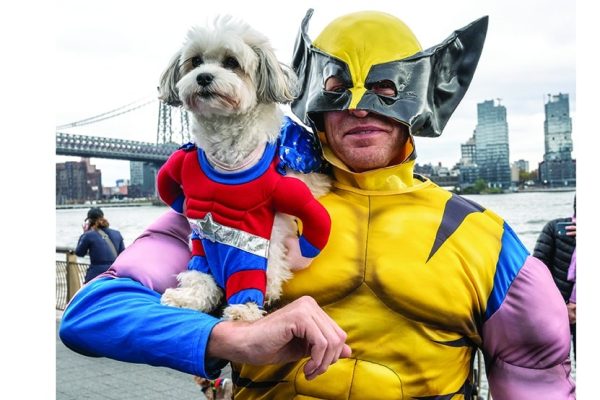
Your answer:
[207,296,351,380]
[566,224,576,237]
[567,302,576,324]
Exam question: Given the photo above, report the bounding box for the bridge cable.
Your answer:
[56,95,157,130]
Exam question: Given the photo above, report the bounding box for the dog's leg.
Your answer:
[264,213,296,305]
[221,378,234,399]
[222,303,265,321]
[161,270,222,312]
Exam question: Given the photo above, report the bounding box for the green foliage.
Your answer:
[459,179,504,194]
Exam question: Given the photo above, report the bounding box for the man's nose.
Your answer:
[348,109,369,118]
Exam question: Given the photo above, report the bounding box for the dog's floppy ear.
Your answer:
[254,45,299,104]
[158,51,183,106]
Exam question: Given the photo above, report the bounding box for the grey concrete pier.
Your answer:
[56,311,210,400]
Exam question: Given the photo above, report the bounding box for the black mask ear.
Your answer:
[290,8,315,127]
[409,16,488,137]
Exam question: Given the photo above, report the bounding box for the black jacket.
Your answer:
[533,217,576,302]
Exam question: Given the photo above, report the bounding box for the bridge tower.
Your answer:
[156,102,191,145]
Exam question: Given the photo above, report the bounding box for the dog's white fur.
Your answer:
[157,16,330,321]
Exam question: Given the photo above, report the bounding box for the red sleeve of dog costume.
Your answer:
[272,177,331,250]
[156,150,186,207]
[191,235,205,257]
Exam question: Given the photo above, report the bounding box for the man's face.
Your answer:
[322,77,409,172]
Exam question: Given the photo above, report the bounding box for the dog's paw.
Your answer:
[160,271,223,312]
[223,303,265,321]
[161,287,195,308]
[194,376,234,400]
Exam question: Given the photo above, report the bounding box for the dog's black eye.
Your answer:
[223,56,240,69]
[191,56,203,67]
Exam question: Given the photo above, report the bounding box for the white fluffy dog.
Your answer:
[157,16,330,321]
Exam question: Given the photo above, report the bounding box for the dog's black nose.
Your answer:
[196,73,214,87]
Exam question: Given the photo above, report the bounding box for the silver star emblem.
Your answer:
[196,212,221,242]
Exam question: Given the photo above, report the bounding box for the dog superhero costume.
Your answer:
[156,117,331,309]
[59,9,574,399]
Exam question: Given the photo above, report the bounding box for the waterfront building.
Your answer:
[129,161,158,198]
[458,133,479,188]
[415,162,459,189]
[513,159,529,173]
[539,93,576,187]
[511,159,531,186]
[474,99,511,189]
[56,158,102,204]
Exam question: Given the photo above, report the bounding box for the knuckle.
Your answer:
[299,295,317,306]
[314,337,328,348]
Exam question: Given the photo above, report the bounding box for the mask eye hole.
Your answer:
[191,56,203,67]
[368,80,397,97]
[324,76,348,93]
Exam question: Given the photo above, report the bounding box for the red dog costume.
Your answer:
[157,138,331,308]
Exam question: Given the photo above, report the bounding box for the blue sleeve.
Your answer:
[59,277,227,378]
[117,233,126,254]
[74,233,89,257]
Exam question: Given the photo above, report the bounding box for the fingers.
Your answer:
[291,297,350,380]
[207,295,350,379]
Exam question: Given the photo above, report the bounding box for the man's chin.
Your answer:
[343,153,388,173]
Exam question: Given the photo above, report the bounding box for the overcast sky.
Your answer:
[55,0,576,185]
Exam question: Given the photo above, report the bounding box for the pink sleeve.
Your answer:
[483,256,575,399]
[101,210,192,293]
[567,249,576,303]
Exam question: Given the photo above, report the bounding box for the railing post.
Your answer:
[66,251,82,302]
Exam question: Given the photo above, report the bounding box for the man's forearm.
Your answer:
[59,277,225,378]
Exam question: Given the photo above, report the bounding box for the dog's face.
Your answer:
[159,16,297,118]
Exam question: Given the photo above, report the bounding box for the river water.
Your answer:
[55,190,577,396]
[56,190,576,252]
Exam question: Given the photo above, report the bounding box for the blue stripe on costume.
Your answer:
[198,141,278,184]
[202,240,267,289]
[299,235,320,258]
[171,194,185,213]
[228,288,264,307]
[484,222,530,320]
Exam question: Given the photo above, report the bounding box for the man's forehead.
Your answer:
[312,11,422,84]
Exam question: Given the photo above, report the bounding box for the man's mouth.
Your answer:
[344,125,388,137]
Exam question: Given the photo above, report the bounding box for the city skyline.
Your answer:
[57,91,575,187]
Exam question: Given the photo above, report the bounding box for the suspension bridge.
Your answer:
[56,97,191,163]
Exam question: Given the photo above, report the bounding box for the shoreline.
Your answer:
[56,187,576,210]
[56,201,167,210]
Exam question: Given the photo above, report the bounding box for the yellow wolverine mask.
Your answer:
[291,9,488,137]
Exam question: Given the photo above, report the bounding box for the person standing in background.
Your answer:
[533,196,576,358]
[76,207,126,283]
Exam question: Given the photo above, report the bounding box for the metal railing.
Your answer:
[56,247,88,310]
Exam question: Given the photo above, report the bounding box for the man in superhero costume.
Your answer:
[60,9,575,399]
